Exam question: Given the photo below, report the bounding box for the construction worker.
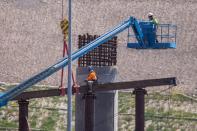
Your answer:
[86,66,97,81]
[85,66,97,93]
[148,12,159,25]
[148,12,159,43]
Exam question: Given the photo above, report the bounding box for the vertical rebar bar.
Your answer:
[168,24,170,43]
[161,25,162,42]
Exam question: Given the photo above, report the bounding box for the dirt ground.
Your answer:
[0,0,197,93]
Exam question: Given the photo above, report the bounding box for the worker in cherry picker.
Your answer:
[86,66,98,92]
[148,12,159,43]
[148,12,159,25]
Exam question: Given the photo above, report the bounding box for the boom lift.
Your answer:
[0,17,177,107]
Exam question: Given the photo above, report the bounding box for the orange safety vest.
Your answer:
[87,71,97,81]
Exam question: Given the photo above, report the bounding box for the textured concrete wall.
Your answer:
[75,66,118,131]
[0,0,64,85]
[0,0,197,92]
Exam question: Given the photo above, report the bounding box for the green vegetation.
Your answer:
[40,111,59,130]
[0,86,197,130]
[118,92,197,131]
[0,120,17,128]
[146,92,196,102]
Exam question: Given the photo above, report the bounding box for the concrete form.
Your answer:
[75,66,118,131]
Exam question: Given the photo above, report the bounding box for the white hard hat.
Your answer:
[148,12,154,17]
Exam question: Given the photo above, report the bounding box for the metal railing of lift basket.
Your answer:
[157,24,177,43]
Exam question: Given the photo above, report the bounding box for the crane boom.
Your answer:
[0,17,143,107]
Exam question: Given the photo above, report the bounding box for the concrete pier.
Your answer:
[75,66,118,131]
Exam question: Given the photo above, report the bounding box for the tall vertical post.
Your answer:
[18,100,29,131]
[67,0,72,130]
[84,93,96,131]
[133,88,147,131]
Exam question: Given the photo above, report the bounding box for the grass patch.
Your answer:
[0,119,17,128]
[40,111,59,130]
[146,92,196,102]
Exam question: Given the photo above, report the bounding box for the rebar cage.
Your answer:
[78,34,117,67]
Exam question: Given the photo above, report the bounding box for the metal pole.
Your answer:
[67,0,72,130]
[133,88,147,131]
[84,93,96,131]
[18,100,29,131]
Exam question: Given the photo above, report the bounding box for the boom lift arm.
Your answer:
[0,17,158,107]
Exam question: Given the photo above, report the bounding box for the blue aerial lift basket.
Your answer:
[127,21,177,49]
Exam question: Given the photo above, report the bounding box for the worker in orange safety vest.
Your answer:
[86,66,97,81]
[86,66,97,93]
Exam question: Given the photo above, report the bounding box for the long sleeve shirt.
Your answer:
[151,18,159,25]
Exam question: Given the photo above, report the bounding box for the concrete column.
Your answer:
[84,93,96,131]
[18,100,29,131]
[133,88,147,131]
[75,66,118,131]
